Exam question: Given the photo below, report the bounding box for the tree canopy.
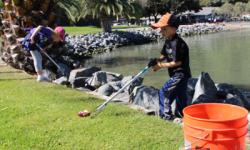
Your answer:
[199,0,250,6]
[55,0,79,8]
[234,2,246,16]
[225,0,249,4]
[143,0,201,22]
[199,0,224,6]
[58,0,84,25]
[172,0,201,13]
[81,0,137,32]
[55,0,203,27]
[144,0,169,21]
[82,0,135,19]
[246,1,250,12]
[213,1,250,17]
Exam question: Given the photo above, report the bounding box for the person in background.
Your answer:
[151,13,191,120]
[22,26,65,82]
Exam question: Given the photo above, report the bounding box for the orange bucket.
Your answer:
[183,103,248,150]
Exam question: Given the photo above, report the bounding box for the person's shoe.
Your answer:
[37,75,50,82]
[161,114,175,121]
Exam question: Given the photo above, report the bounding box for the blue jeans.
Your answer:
[159,72,188,119]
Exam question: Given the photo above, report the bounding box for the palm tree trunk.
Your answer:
[100,17,112,33]
[0,0,57,73]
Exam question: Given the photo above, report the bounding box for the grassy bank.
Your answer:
[64,25,142,35]
[64,26,102,35]
[0,66,183,150]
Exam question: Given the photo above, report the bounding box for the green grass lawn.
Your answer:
[64,25,143,35]
[64,26,102,35]
[0,66,183,150]
[112,25,143,29]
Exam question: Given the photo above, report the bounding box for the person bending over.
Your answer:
[22,26,65,82]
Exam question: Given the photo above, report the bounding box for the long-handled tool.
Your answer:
[78,58,158,118]
[36,44,67,76]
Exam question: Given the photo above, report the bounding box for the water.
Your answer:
[86,29,250,89]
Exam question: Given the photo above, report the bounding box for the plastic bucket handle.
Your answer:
[182,131,209,150]
[184,121,249,141]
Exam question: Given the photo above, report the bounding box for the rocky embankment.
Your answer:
[54,67,250,117]
[65,30,159,57]
[65,23,225,57]
[177,23,225,37]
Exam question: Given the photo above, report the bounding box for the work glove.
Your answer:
[148,58,158,67]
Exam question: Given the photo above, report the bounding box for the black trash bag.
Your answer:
[192,72,217,104]
[216,90,228,99]
[216,83,238,95]
[216,83,247,109]
[186,78,198,105]
[240,89,250,110]
[192,94,243,107]
[192,94,219,104]
[194,94,244,107]
[222,94,244,107]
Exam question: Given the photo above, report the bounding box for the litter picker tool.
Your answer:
[36,44,67,76]
[78,58,158,118]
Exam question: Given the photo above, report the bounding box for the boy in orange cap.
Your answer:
[151,13,191,120]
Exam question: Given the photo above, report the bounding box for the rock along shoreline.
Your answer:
[54,67,250,118]
[65,23,226,57]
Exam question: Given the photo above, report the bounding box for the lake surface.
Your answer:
[86,29,250,89]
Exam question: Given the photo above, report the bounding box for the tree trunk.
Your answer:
[0,0,59,74]
[100,17,112,33]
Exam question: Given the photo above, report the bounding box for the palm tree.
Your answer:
[0,0,78,73]
[82,0,136,32]
[59,1,84,26]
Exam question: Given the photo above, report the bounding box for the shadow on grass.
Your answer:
[108,111,138,117]
[0,78,34,81]
[79,97,100,102]
[64,96,101,104]
[0,71,23,74]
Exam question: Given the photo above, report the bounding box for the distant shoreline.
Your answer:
[223,22,250,31]
[126,22,250,33]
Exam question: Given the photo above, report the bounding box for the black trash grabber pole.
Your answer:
[88,58,158,118]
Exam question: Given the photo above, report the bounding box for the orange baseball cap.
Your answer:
[151,13,179,29]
